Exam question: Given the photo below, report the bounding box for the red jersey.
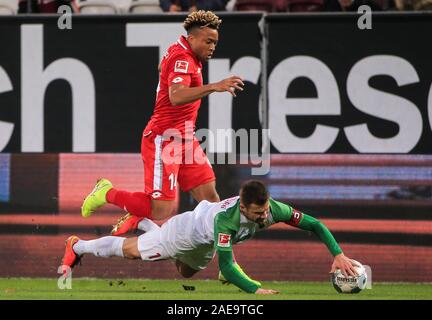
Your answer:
[145,36,203,137]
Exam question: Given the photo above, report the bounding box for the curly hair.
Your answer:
[183,10,222,33]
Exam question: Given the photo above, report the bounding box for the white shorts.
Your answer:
[137,214,215,270]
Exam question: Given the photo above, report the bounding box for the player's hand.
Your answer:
[330,253,358,277]
[255,288,280,295]
[212,76,245,97]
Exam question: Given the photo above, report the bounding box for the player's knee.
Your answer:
[175,260,198,278]
[205,191,220,202]
[191,185,220,203]
[151,200,176,220]
[180,271,195,278]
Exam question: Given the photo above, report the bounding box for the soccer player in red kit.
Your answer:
[81,11,245,235]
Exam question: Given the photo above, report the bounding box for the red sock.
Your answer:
[106,189,152,219]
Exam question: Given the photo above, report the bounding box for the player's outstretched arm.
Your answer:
[270,199,359,279]
[296,214,358,277]
[169,76,244,106]
[270,199,343,257]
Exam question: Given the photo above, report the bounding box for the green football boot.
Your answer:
[81,179,113,218]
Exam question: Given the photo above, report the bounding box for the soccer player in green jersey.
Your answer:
[61,180,358,295]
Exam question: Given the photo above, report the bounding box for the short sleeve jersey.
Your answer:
[145,36,203,137]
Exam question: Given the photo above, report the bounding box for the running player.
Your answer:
[81,11,244,236]
[63,181,358,294]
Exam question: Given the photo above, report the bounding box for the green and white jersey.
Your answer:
[210,197,342,293]
[181,196,341,256]
[183,196,271,247]
[212,197,304,247]
[161,196,342,293]
[213,196,268,247]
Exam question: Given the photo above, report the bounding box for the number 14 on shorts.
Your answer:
[169,173,177,190]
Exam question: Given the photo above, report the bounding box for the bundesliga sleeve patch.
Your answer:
[174,60,189,73]
[217,233,231,248]
[288,209,303,227]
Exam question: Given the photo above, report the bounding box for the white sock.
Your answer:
[73,236,125,258]
[137,218,160,232]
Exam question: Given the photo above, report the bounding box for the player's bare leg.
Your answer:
[148,181,220,219]
[151,181,220,219]
[189,181,220,202]
[150,199,178,219]
[175,260,200,278]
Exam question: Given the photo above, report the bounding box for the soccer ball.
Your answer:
[331,259,367,294]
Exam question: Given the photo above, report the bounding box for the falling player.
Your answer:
[63,180,359,294]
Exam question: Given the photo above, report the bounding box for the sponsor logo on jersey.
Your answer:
[172,76,184,84]
[152,191,162,199]
[220,196,238,209]
[288,209,303,226]
[217,233,231,247]
[174,60,189,73]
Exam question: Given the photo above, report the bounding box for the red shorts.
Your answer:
[141,130,216,200]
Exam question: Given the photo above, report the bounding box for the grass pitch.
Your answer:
[0,278,432,300]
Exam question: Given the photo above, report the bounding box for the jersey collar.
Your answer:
[178,35,201,65]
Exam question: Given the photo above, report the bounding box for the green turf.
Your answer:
[0,278,431,300]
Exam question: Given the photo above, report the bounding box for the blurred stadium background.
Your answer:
[0,0,431,286]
